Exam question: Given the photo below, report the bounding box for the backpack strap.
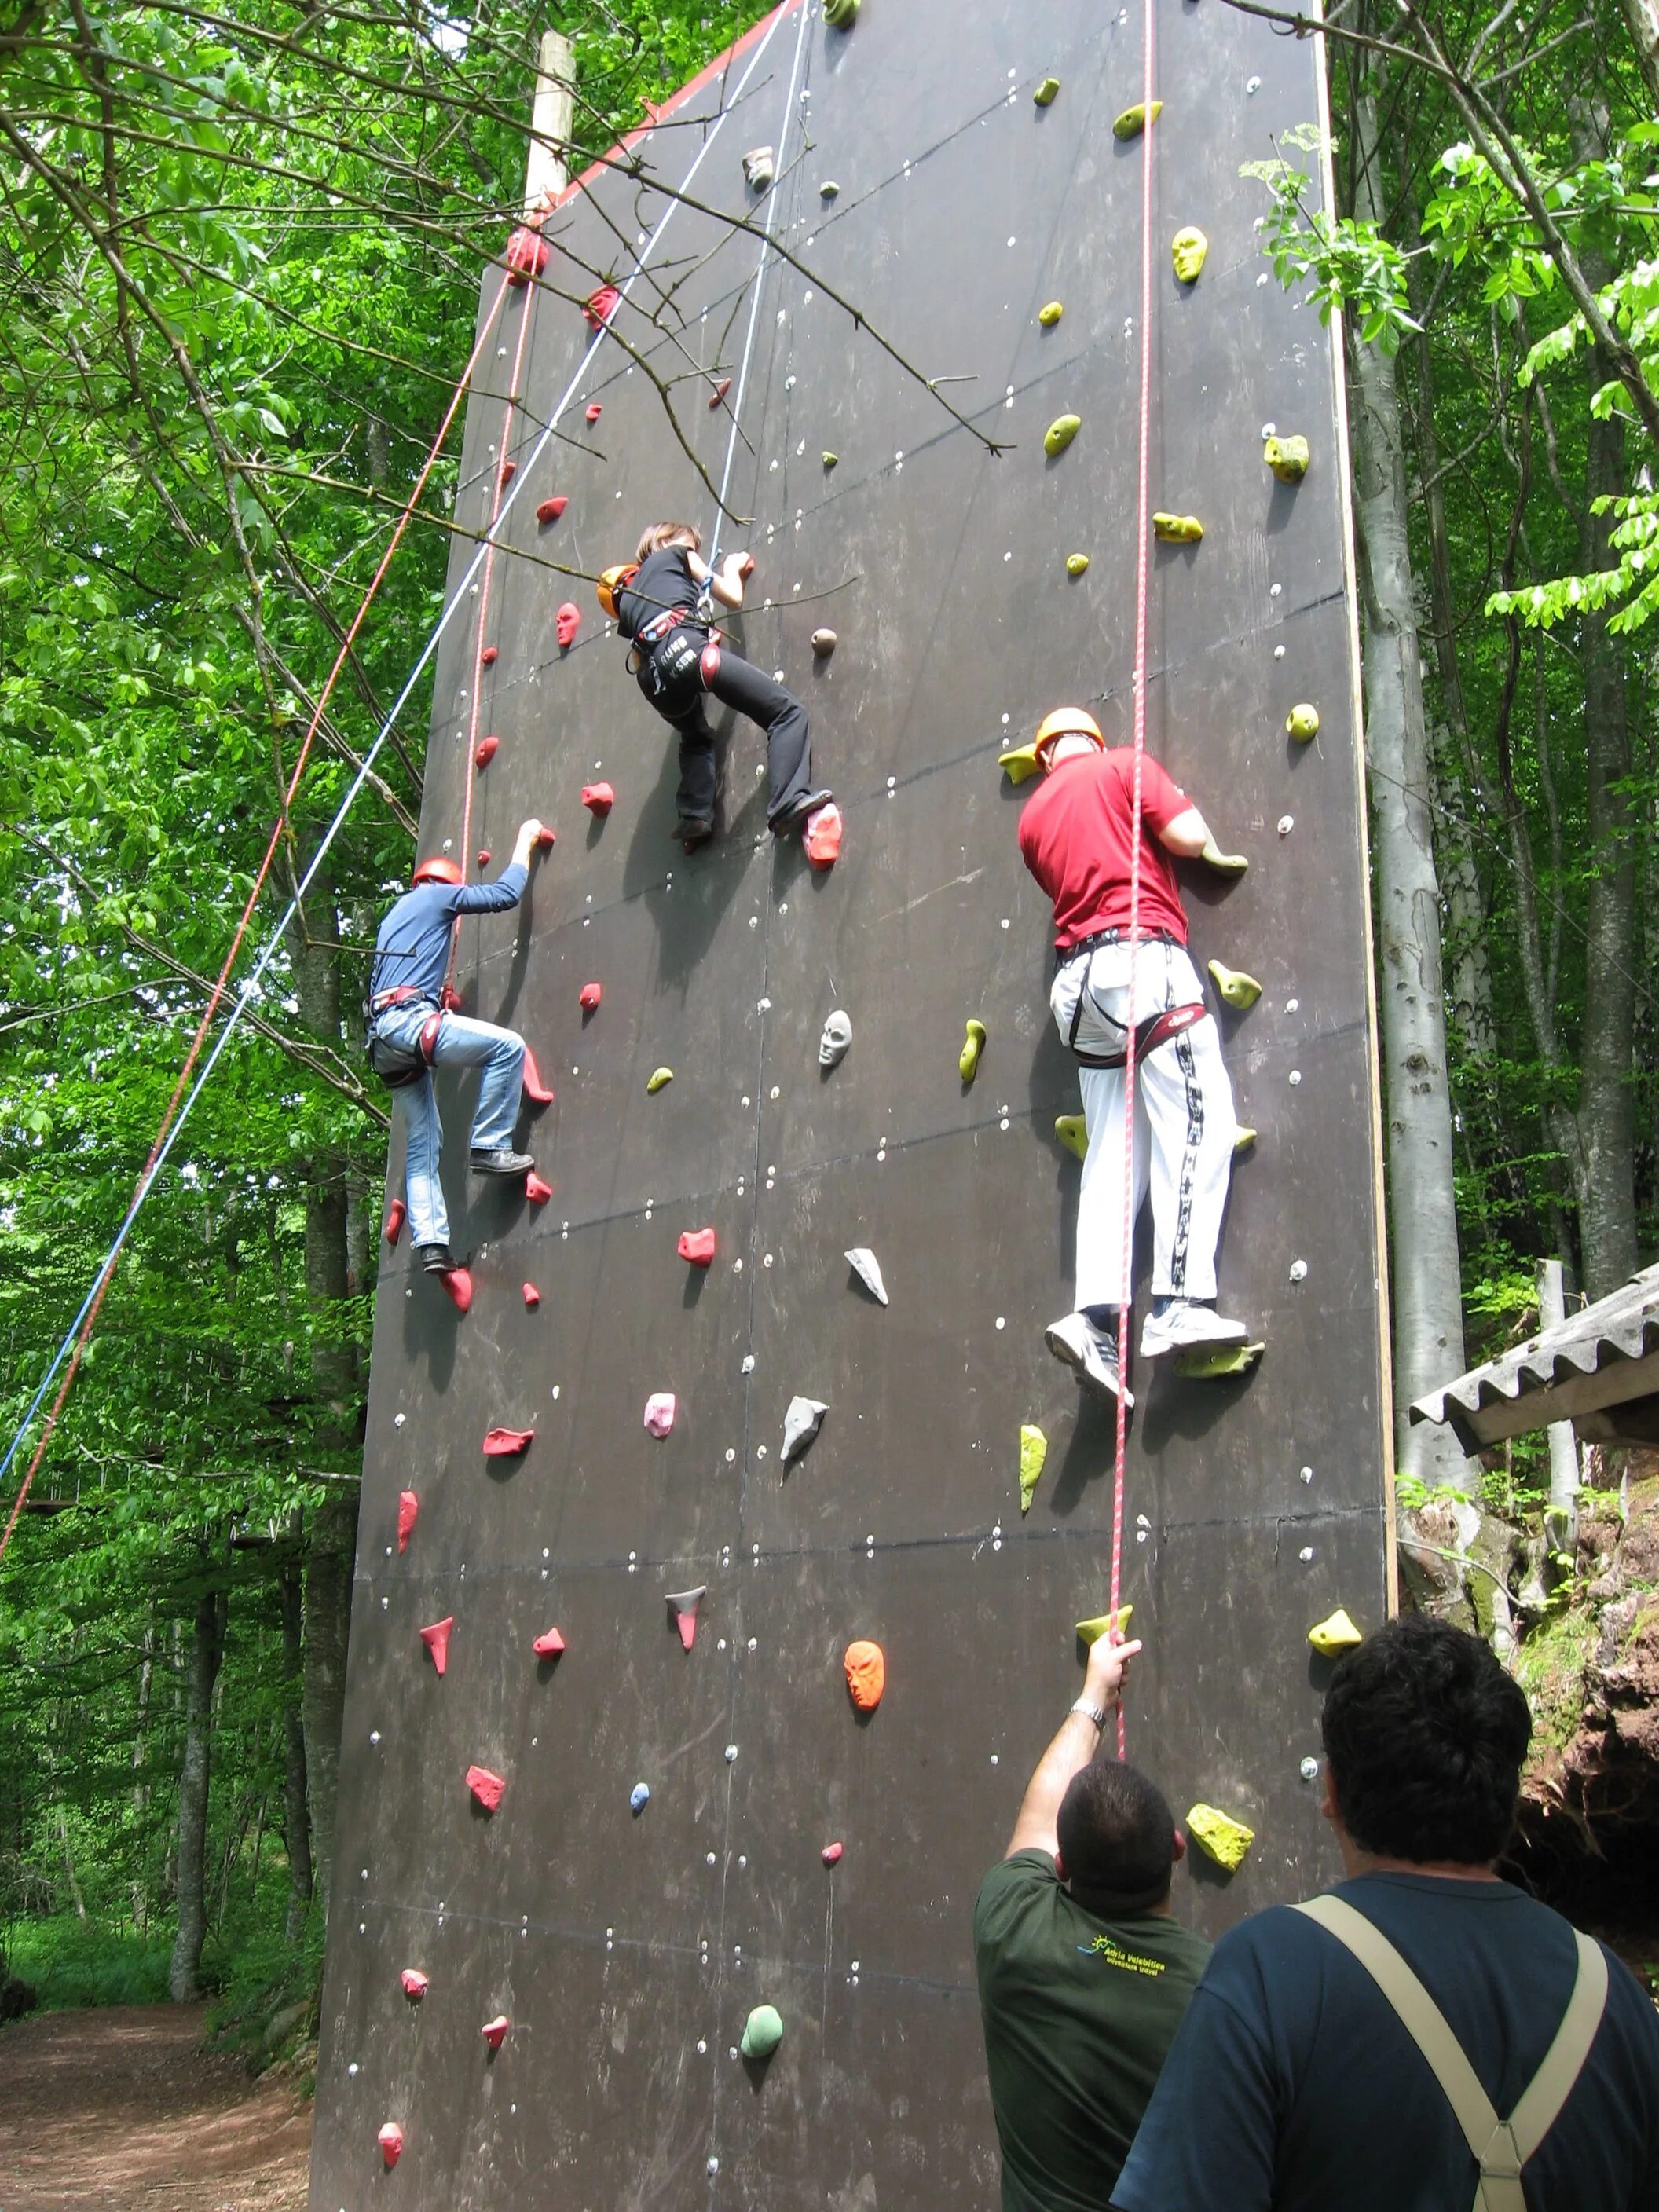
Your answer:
[1293,1895,1607,2212]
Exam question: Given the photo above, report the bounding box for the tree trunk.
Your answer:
[1617,0,1659,111]
[168,1579,226,2002]
[279,1565,313,1944]
[1349,87,1470,1487]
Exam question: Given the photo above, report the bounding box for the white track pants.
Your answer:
[1049,940,1238,1311]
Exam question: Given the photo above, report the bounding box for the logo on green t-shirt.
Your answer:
[1078,1934,1168,1978]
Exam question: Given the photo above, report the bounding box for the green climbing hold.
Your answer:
[1034,75,1061,106]
[819,181,840,200]
[959,1018,987,1082]
[1286,703,1320,742]
[1171,226,1209,284]
[646,1066,675,1093]
[1187,1803,1255,1871]
[1044,413,1082,458]
[1207,960,1261,1011]
[1232,1125,1257,1154]
[1265,434,1310,484]
[1174,1341,1264,1380]
[1000,741,1042,785]
[740,2004,784,2056]
[1018,1423,1048,1514]
[822,0,858,26]
[1199,834,1247,874]
[1308,1606,1364,1656]
[822,450,839,469]
[1055,1112,1088,1162]
[1038,300,1064,328]
[1065,553,1090,579]
[1112,99,1163,140]
[1153,512,1203,544]
[1075,1606,1133,1645]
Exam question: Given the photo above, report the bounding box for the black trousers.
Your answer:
[638,629,813,828]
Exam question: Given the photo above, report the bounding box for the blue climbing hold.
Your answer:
[630,1782,650,1815]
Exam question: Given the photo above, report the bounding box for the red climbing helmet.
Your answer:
[1034,706,1105,767]
[412,855,463,888]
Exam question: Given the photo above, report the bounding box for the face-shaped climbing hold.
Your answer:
[384,1199,405,1244]
[1153,512,1204,544]
[533,1626,566,1657]
[1066,552,1090,578]
[555,602,580,650]
[679,1226,716,1266]
[579,982,602,1012]
[419,1617,454,1675]
[474,734,499,770]
[1112,99,1163,139]
[844,1247,888,1305]
[819,1009,852,1068]
[466,1763,505,1811]
[643,1393,676,1439]
[844,1639,885,1713]
[1186,1802,1255,1871]
[782,1396,829,1464]
[1264,434,1310,483]
[1018,1423,1048,1514]
[1055,1113,1088,1162]
[401,1970,429,1999]
[1034,75,1061,105]
[804,800,843,866]
[666,1588,705,1651]
[1286,703,1320,742]
[1308,1606,1364,1656]
[740,2005,784,2058]
[536,496,567,525]
[582,782,615,812]
[397,1491,419,1553]
[742,145,775,191]
[1038,300,1064,328]
[1075,1606,1134,1645]
[1207,959,1262,1011]
[482,1426,534,1457]
[959,1018,987,1082]
[1170,225,1209,284]
[1044,413,1081,458]
[647,1067,674,1094]
[379,2122,405,2168]
[482,2015,509,2052]
[584,284,621,330]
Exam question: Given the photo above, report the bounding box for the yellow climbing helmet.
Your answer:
[596,563,635,620]
[1034,706,1104,765]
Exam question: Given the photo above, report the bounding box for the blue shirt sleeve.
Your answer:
[1111,1967,1280,2212]
[452,859,527,914]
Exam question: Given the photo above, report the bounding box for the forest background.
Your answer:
[0,0,1654,2057]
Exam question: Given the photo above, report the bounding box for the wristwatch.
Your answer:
[1070,1698,1107,1729]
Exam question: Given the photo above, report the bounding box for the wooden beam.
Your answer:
[525,31,573,214]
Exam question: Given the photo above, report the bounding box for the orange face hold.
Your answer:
[844,1639,886,1713]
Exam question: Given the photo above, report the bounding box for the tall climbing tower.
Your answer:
[312,1,1390,2203]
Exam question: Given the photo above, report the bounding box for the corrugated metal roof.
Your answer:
[1410,1264,1659,1433]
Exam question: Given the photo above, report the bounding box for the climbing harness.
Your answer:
[1067,992,1207,1074]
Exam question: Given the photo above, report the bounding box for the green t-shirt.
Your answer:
[974,1850,1210,2212]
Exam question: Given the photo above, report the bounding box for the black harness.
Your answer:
[1059,932,1207,1071]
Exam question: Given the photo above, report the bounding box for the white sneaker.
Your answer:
[1140,1300,1249,1359]
[1045,1312,1133,1410]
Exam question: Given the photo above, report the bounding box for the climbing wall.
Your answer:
[312,2,1390,2203]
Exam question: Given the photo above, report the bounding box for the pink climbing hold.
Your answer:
[556,602,580,650]
[401,1969,429,2000]
[537,496,568,526]
[439,1265,473,1315]
[505,224,548,284]
[709,377,732,409]
[585,284,621,328]
[467,1763,505,1811]
[522,1281,540,1308]
[643,1392,677,1438]
[379,2122,405,2168]
[584,401,602,423]
[678,1227,717,1267]
[384,1198,405,1245]
[822,1841,844,1866]
[482,1426,534,1457]
[499,458,516,488]
[419,1616,454,1675]
[475,733,499,770]
[666,1586,705,1651]
[397,1491,419,1553]
[579,982,602,1012]
[526,1170,553,1205]
[532,1626,566,1657]
[522,1046,555,1104]
[804,800,843,867]
[581,782,614,813]
[482,2014,510,2052]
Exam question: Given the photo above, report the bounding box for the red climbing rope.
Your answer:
[0,267,516,1566]
[1110,0,1158,1760]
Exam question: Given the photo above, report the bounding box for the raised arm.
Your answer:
[1006,1636,1142,1859]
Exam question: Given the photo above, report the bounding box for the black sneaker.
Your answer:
[416,1243,459,1273]
[470,1148,536,1177]
[771,788,833,837]
[673,815,714,847]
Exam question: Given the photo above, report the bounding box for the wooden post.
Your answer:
[525,31,573,214]
[1537,1258,1580,1551]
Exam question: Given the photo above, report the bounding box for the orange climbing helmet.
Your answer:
[1034,706,1105,767]
[412,855,463,888]
[596,563,637,620]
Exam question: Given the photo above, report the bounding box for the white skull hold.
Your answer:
[819,1009,852,1068]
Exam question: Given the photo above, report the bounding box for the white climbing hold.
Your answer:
[1300,1756,1320,1782]
[844,1247,888,1304]
[782,1396,829,1463]
[1289,1259,1308,1282]
[643,1392,677,1437]
[819,1009,851,1068]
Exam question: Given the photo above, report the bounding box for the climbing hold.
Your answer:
[822,449,839,468]
[481,646,498,668]
[582,781,614,812]
[1308,1607,1364,1656]
[999,740,1042,785]
[1055,1113,1088,1162]
[1208,960,1262,1010]
[439,1265,473,1314]
[419,1617,454,1675]
[804,800,843,866]
[1065,553,1090,578]
[844,1639,886,1713]
[823,0,858,27]
[1153,512,1204,544]
[536,496,568,526]
[679,1227,716,1266]
[467,1764,505,1811]
[1171,226,1209,284]
[1018,1423,1048,1514]
[1173,1341,1264,1379]
[1200,835,1249,874]
[1265,434,1310,484]
[482,1426,534,1457]
[1233,1126,1257,1153]
[556,602,580,650]
[782,1396,829,1464]
[822,1840,844,1865]
[535,825,556,850]
[959,1018,987,1082]
[1044,413,1082,458]
[401,1970,429,1999]
[819,1009,852,1068]
[666,1587,706,1651]
[1034,75,1061,105]
[646,1067,675,1095]
[482,2015,510,2053]
[522,1281,540,1307]
[379,2122,405,2168]
[384,1198,405,1244]
[811,627,837,655]
[706,377,732,412]
[533,1626,566,1657]
[521,1045,555,1102]
[844,1247,888,1305]
[740,2005,784,2059]
[526,1171,553,1204]
[477,849,492,867]
[579,982,602,1012]
[499,459,515,488]
[585,284,621,330]
[1286,703,1320,742]
[397,1491,419,1553]
[643,1393,677,1439]
[1186,1803,1255,1872]
[1112,99,1163,139]
[1075,1606,1134,1644]
[630,1782,650,1813]
[504,223,548,284]
[474,733,499,770]
[819,182,840,201]
[584,402,602,423]
[742,145,775,192]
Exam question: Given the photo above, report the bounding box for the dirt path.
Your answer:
[0,2004,311,2212]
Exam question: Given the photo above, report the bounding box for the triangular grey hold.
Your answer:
[782,1397,829,1464]
[844,1247,888,1306]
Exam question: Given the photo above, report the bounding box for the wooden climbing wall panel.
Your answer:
[310,1,1389,2203]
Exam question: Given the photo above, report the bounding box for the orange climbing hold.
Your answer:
[466,1763,504,1811]
[844,1639,886,1712]
[482,2014,510,2052]
[532,1626,566,1657]
[804,800,843,866]
[384,1198,405,1245]
[504,224,548,284]
[482,1426,534,1457]
[582,782,614,813]
[401,1969,429,1999]
[579,982,602,1012]
[522,1046,555,1104]
[537,496,568,525]
[679,1227,717,1266]
[475,734,499,770]
[439,1265,472,1314]
[378,2122,405,2168]
[585,284,621,328]
[526,1170,553,1204]
[709,377,732,408]
[397,1490,419,1553]
[522,1281,540,1307]
[419,1617,454,1675]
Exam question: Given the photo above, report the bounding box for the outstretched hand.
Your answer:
[1084,1634,1142,1710]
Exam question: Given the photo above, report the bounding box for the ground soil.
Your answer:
[0,2005,311,2212]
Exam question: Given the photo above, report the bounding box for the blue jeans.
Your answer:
[376,1004,526,1248]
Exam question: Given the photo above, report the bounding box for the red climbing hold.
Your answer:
[585,284,621,329]
[521,1046,555,1104]
[384,1198,405,1245]
[532,1626,566,1657]
[440,1265,473,1315]
[379,2122,405,2168]
[581,782,614,814]
[535,824,556,849]
[678,1227,717,1267]
[804,800,844,867]
[579,982,602,1013]
[584,402,602,423]
[666,1587,705,1651]
[526,1171,553,1204]
[397,1490,419,1553]
[419,1616,454,1675]
[482,1427,534,1457]
[482,2014,510,2052]
[822,1841,844,1866]
[401,1969,429,1999]
[505,224,548,284]
[467,1763,504,1811]
[737,552,756,581]
[477,849,492,867]
[537,496,568,526]
[522,1281,540,1308]
[499,459,516,488]
[709,377,732,409]
[481,646,498,668]
[475,733,499,770]
[556,602,580,650]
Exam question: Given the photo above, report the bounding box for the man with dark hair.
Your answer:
[974,1634,1210,2211]
[1113,1615,1659,2211]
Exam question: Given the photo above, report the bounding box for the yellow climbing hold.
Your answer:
[1171,225,1209,284]
[1174,1341,1264,1380]
[1233,1125,1258,1153]
[1112,99,1163,140]
[1038,300,1064,328]
[823,0,858,26]
[1207,960,1261,1011]
[1034,75,1061,105]
[1000,741,1042,785]
[1199,834,1248,874]
[1018,1423,1048,1514]
[1044,413,1082,458]
[1308,1607,1364,1656]
[1153,512,1203,544]
[1075,1606,1133,1645]
[1265,434,1310,483]
[822,450,839,469]
[1287,703,1320,742]
[646,1067,675,1093]
[959,1018,987,1082]
[1055,1113,1088,1162]
[1187,1803,1255,1872]
[1065,553,1090,579]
